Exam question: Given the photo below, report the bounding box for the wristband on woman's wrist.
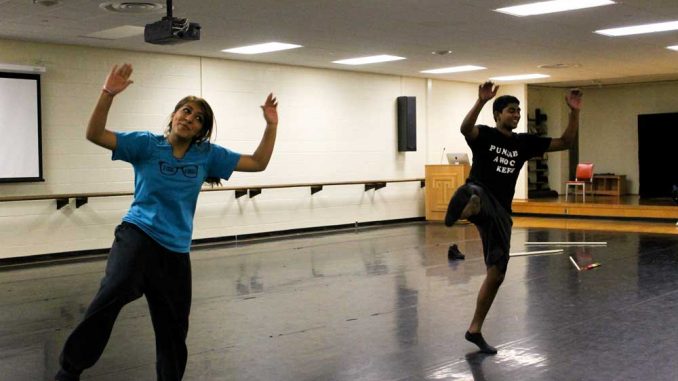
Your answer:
[102,87,115,95]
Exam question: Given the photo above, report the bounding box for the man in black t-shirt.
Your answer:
[446,82,582,354]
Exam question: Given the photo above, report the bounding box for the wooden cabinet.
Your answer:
[425,164,470,221]
[592,175,626,197]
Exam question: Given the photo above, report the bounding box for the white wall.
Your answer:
[0,39,489,259]
[529,81,678,194]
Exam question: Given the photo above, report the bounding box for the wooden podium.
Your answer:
[425,164,470,221]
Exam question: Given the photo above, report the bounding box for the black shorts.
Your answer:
[465,182,513,273]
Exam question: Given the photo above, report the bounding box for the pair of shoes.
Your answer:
[445,185,480,226]
[448,244,465,260]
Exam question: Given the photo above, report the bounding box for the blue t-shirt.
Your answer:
[113,131,241,253]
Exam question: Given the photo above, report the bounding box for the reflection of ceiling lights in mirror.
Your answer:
[100,2,166,14]
[33,0,61,6]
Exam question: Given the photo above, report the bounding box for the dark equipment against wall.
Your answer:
[397,96,416,151]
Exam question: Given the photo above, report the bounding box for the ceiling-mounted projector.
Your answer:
[144,17,200,45]
[144,0,200,45]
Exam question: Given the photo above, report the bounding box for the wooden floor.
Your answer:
[3,221,678,380]
[513,195,678,235]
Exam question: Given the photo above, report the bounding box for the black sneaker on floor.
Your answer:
[448,244,465,260]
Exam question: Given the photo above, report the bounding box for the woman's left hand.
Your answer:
[261,93,278,126]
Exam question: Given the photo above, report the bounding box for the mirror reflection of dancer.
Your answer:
[446,82,582,354]
[55,64,278,381]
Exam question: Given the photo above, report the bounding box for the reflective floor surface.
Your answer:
[1,221,678,380]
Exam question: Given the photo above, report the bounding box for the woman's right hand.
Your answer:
[103,64,134,96]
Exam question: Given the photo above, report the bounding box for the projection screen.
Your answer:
[0,72,43,182]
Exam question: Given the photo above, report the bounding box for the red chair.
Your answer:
[565,163,594,202]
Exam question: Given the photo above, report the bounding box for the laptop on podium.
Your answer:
[446,152,470,165]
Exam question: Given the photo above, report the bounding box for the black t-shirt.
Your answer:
[467,125,551,212]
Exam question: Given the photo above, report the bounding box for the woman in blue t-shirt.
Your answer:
[56,64,278,381]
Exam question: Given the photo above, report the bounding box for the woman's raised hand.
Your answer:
[103,64,134,96]
[261,93,278,126]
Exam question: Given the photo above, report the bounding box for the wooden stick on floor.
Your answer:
[510,249,564,257]
[525,241,607,246]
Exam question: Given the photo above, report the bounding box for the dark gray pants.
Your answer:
[56,222,192,381]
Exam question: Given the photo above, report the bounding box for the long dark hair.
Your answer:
[166,96,221,186]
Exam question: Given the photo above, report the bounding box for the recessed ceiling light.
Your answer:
[595,20,678,36]
[432,50,453,55]
[222,42,302,54]
[496,0,615,17]
[489,74,550,81]
[668,45,678,51]
[332,55,405,65]
[421,65,486,74]
[99,2,165,14]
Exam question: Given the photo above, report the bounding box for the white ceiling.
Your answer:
[3,0,678,87]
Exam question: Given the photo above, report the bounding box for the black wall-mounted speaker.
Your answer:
[397,96,416,151]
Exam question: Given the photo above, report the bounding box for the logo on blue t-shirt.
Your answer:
[159,161,198,178]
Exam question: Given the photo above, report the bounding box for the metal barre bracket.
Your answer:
[364,182,386,191]
[75,197,89,208]
[56,198,69,210]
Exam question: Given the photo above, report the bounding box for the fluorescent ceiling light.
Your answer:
[489,74,550,81]
[496,0,615,17]
[83,25,145,40]
[421,65,486,74]
[595,21,678,36]
[668,45,678,51]
[222,42,302,54]
[333,55,405,65]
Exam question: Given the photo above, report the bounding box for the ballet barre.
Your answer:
[0,178,426,210]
